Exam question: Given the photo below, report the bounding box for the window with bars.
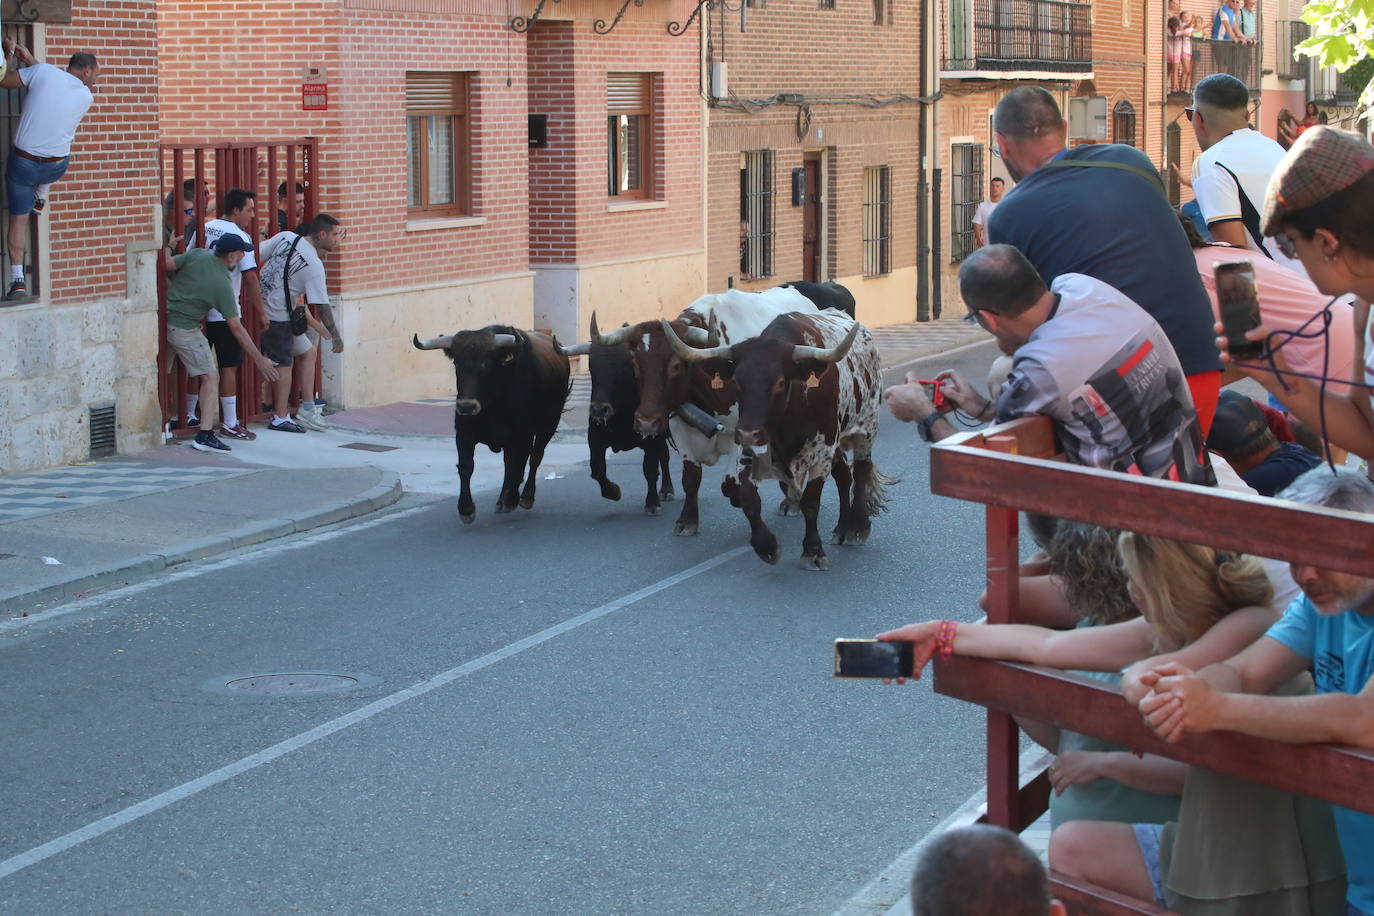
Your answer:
[1113,100,1137,147]
[863,166,892,277]
[819,0,836,8]
[739,150,774,281]
[951,142,983,262]
[608,72,656,199]
[406,72,471,217]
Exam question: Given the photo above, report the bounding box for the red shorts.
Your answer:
[1187,370,1221,437]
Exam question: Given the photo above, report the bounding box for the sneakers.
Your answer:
[190,430,231,452]
[216,422,256,440]
[268,418,306,434]
[4,279,27,301]
[32,198,44,213]
[296,404,330,431]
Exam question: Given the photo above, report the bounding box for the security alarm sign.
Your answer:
[302,66,328,111]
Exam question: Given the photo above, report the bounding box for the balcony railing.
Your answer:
[1311,63,1359,106]
[944,0,1091,73]
[1275,19,1310,81]
[1189,36,1260,91]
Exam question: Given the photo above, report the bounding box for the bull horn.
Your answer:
[792,322,860,364]
[557,340,593,357]
[413,332,456,350]
[493,332,519,349]
[590,311,635,346]
[660,319,734,362]
[680,325,712,346]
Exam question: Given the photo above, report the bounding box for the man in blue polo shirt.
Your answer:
[988,86,1223,433]
[1137,467,1374,916]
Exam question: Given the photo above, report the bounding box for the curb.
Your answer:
[0,472,404,616]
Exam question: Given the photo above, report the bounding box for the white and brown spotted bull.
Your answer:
[412,327,570,524]
[589,287,826,536]
[662,310,889,570]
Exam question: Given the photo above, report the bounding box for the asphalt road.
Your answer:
[1,341,1007,915]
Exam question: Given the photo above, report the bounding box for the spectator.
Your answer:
[1206,390,1321,495]
[886,245,1212,486]
[190,189,267,440]
[276,181,306,235]
[971,177,1004,249]
[986,86,1223,433]
[1177,209,1355,394]
[1210,0,1241,75]
[1175,12,1196,93]
[0,39,98,302]
[163,178,211,251]
[161,234,279,452]
[1235,0,1257,80]
[1277,108,1300,150]
[257,214,344,433]
[1137,466,1374,915]
[1188,74,1303,272]
[1229,127,1374,461]
[1299,101,1324,135]
[911,824,1066,916]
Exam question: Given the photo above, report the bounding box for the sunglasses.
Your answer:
[1274,232,1298,260]
[1184,107,1195,121]
[962,309,986,327]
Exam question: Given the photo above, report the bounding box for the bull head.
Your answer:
[660,319,734,362]
[792,322,859,367]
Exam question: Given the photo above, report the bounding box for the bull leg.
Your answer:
[456,435,478,525]
[737,468,781,565]
[847,435,876,545]
[777,480,801,517]
[658,446,675,502]
[498,446,527,513]
[589,429,620,502]
[721,475,741,508]
[830,453,855,544]
[674,460,703,536]
[641,446,662,516]
[798,476,829,570]
[520,430,554,509]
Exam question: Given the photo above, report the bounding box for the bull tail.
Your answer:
[863,464,899,517]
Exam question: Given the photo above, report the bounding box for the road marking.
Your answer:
[884,337,995,377]
[0,544,751,882]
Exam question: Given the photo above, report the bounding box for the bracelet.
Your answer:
[917,412,943,443]
[935,620,959,658]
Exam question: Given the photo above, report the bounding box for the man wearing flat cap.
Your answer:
[161,234,280,452]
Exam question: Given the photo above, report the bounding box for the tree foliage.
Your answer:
[1299,0,1374,113]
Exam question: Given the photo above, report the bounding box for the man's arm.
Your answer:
[223,317,280,382]
[1121,604,1277,704]
[972,222,986,248]
[312,299,344,354]
[1206,220,1250,249]
[238,268,266,331]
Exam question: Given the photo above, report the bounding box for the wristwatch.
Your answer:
[917,413,943,443]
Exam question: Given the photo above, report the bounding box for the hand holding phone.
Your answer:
[833,639,915,679]
[916,379,946,410]
[1215,261,1263,358]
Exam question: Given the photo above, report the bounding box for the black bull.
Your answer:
[412,326,570,524]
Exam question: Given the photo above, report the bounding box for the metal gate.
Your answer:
[157,139,320,434]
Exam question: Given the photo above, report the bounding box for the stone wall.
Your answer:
[0,242,163,473]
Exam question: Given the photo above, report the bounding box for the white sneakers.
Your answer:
[296,402,331,431]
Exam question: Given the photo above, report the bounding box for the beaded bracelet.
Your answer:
[935,620,959,658]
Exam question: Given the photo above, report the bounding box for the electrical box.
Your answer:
[791,167,806,206]
[711,62,729,99]
[529,114,548,148]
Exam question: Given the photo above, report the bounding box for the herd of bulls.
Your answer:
[411,280,893,570]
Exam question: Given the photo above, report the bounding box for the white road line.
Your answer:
[0,545,751,882]
[884,337,995,376]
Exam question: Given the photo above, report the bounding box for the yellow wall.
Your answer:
[834,267,919,328]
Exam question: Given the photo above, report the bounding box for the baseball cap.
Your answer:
[1206,390,1271,455]
[212,233,254,256]
[1262,126,1374,237]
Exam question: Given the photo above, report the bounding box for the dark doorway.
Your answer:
[802,154,822,282]
[1166,122,1182,206]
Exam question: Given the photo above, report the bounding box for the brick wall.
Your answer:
[44,0,160,305]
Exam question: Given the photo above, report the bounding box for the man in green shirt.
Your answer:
[162,233,278,452]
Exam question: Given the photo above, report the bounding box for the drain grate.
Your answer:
[225,673,358,693]
[339,442,399,453]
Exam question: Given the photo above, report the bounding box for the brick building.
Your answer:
[698,0,928,328]
[157,0,704,410]
[0,0,164,474]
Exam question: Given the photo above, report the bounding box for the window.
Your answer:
[406,72,471,217]
[950,142,983,262]
[1068,95,1108,142]
[608,72,656,199]
[1113,100,1137,147]
[873,0,890,24]
[819,0,835,9]
[863,166,892,277]
[740,150,774,280]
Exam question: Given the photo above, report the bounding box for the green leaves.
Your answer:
[1297,0,1374,113]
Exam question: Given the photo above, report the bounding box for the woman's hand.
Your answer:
[1214,320,1293,390]
[1048,750,1108,795]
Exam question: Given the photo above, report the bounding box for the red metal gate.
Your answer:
[157,138,321,434]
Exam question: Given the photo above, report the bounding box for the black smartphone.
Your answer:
[1215,260,1263,358]
[833,639,914,679]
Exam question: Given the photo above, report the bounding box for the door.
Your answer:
[802,156,821,282]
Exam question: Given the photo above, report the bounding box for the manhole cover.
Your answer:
[339,442,399,452]
[225,673,359,693]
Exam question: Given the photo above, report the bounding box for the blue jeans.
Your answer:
[6,151,68,215]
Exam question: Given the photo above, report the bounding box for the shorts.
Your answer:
[6,151,68,215]
[1167,49,1181,64]
[1132,823,1166,906]
[167,325,217,378]
[205,320,244,369]
[261,320,298,368]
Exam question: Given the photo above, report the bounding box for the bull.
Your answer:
[590,287,824,536]
[560,335,675,515]
[781,280,857,318]
[412,326,570,524]
[662,310,889,570]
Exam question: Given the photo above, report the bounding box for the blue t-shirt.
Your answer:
[1240,441,1322,496]
[1212,5,1235,39]
[1266,595,1374,913]
[987,144,1222,378]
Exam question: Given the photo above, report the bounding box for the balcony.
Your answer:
[943,0,1092,77]
[1311,63,1360,107]
[1188,36,1260,92]
[1275,19,1310,81]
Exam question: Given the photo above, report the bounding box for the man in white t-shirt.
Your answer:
[257,214,344,433]
[1189,73,1303,274]
[971,177,1005,249]
[0,39,98,302]
[188,189,267,440]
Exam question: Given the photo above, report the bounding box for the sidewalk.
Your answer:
[0,317,987,617]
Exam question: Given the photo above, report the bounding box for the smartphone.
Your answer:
[833,639,914,679]
[1215,261,1263,358]
[916,379,946,410]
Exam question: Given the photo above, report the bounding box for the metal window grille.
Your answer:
[946,0,1091,71]
[608,73,652,198]
[89,404,116,459]
[950,143,983,263]
[1113,100,1137,147]
[1,22,39,298]
[405,72,471,216]
[863,166,892,277]
[1275,20,1310,81]
[819,0,836,9]
[740,151,774,280]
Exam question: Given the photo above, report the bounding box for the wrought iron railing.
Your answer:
[1311,64,1359,107]
[1189,36,1260,91]
[944,0,1091,72]
[1275,19,1310,81]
